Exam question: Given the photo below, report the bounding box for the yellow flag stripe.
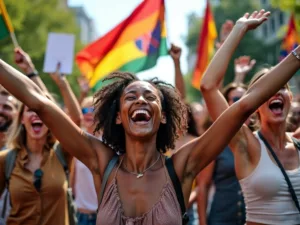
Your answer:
[0,0,13,32]
[90,42,144,86]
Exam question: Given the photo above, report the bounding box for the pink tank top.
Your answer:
[96,156,182,225]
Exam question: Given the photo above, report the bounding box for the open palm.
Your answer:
[236,9,271,31]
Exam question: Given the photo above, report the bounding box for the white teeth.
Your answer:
[270,99,282,104]
[131,110,150,118]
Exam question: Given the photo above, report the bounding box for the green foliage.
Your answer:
[184,0,277,102]
[271,0,300,29]
[0,0,84,102]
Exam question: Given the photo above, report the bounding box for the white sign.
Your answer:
[43,33,75,75]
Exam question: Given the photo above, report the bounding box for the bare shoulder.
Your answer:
[85,133,115,176]
[231,126,261,179]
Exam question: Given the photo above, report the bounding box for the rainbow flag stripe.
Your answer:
[0,0,13,40]
[192,0,217,89]
[76,0,168,91]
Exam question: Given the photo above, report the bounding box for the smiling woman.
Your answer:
[93,72,187,154]
[0,9,299,225]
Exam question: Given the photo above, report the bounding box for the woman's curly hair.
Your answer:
[93,71,188,154]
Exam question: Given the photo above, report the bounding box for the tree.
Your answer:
[271,0,300,30]
[184,0,274,102]
[0,0,84,101]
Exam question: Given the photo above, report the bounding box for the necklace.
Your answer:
[122,154,161,178]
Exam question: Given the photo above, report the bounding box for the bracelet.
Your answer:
[27,70,38,78]
[292,50,300,61]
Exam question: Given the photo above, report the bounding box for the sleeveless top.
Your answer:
[74,158,98,211]
[96,156,182,225]
[239,134,300,225]
[208,146,246,225]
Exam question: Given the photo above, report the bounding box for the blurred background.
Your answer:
[0,0,299,103]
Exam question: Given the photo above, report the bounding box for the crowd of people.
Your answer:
[0,8,299,225]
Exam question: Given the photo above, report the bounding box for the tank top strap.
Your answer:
[161,155,171,182]
[113,156,124,179]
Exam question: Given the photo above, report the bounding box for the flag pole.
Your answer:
[10,32,19,48]
[163,0,171,49]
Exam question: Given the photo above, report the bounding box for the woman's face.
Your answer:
[227,87,246,106]
[258,87,292,125]
[81,100,94,129]
[21,106,49,140]
[116,81,166,139]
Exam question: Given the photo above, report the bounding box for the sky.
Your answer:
[68,0,206,85]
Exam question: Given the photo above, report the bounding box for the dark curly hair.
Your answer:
[186,103,200,137]
[93,71,188,154]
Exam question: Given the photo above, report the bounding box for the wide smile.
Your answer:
[30,119,44,133]
[130,109,152,125]
[268,98,284,116]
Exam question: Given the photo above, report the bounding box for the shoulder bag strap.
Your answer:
[165,157,189,224]
[98,155,118,209]
[2,149,18,219]
[258,131,300,213]
[54,144,70,186]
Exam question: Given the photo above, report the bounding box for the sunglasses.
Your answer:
[33,169,43,192]
[82,107,94,115]
[231,96,241,103]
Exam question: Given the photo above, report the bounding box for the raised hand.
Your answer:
[236,9,270,31]
[235,56,256,75]
[234,56,256,83]
[50,63,65,85]
[14,48,35,74]
[77,75,90,96]
[169,44,182,62]
[216,20,234,49]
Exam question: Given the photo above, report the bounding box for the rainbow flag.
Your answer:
[192,0,217,89]
[0,0,13,40]
[76,0,168,91]
[280,14,300,61]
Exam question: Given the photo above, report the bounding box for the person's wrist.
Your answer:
[24,65,36,74]
[234,22,248,34]
[173,58,180,65]
[26,70,38,78]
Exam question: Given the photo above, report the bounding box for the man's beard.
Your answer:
[0,114,12,132]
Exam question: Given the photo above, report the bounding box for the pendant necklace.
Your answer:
[123,154,161,178]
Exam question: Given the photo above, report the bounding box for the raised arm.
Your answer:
[169,44,185,99]
[77,75,90,105]
[233,56,256,84]
[14,48,48,93]
[174,9,300,179]
[50,64,82,126]
[200,14,260,121]
[0,59,113,173]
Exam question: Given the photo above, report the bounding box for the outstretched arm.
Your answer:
[0,60,113,173]
[169,44,186,99]
[200,12,262,121]
[180,39,300,178]
[50,64,82,127]
[174,9,300,179]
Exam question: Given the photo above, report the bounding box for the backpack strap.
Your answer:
[5,150,18,183]
[165,157,189,224]
[291,136,300,151]
[54,143,70,185]
[97,155,118,209]
[2,149,18,219]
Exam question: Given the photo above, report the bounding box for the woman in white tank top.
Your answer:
[201,10,300,225]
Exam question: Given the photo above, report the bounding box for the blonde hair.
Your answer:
[6,102,56,151]
[81,96,94,108]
